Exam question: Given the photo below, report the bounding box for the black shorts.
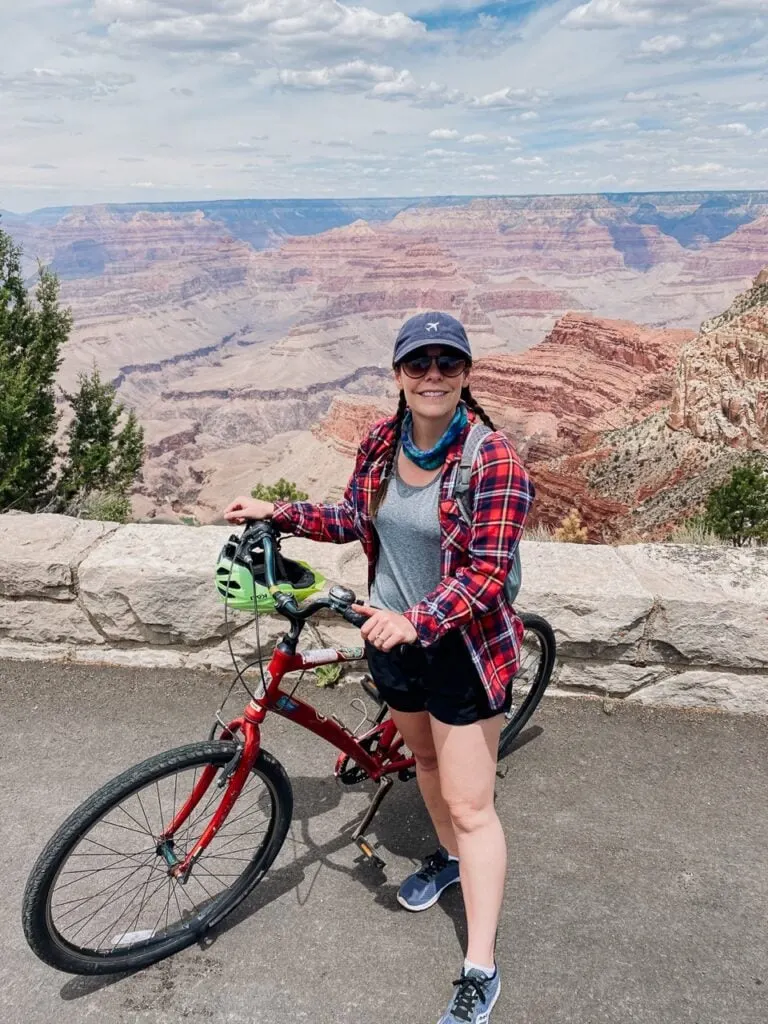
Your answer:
[364,630,512,727]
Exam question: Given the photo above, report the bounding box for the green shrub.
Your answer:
[68,490,132,524]
[667,516,725,546]
[251,478,308,502]
[314,663,343,688]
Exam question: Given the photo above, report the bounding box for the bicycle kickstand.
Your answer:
[351,776,393,869]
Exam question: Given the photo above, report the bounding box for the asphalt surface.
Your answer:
[2,659,767,1024]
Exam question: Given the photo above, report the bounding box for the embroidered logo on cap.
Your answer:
[426,321,440,332]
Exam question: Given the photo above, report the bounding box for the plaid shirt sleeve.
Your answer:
[270,439,369,544]
[403,434,534,646]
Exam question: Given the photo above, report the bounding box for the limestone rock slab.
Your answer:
[626,669,768,714]
[0,598,103,645]
[0,513,118,599]
[516,542,654,656]
[78,524,241,645]
[554,661,669,696]
[616,544,768,668]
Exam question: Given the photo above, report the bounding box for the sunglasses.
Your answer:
[398,352,469,378]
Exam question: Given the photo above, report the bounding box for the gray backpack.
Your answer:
[450,423,523,605]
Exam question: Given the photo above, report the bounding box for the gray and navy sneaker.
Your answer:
[396,847,460,911]
[438,968,501,1024]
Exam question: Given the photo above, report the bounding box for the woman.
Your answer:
[224,311,534,1024]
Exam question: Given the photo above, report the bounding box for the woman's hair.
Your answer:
[461,386,496,432]
[368,383,496,518]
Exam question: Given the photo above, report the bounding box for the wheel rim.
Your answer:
[46,760,274,958]
[505,625,546,725]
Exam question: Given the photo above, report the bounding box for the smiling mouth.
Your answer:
[418,391,448,397]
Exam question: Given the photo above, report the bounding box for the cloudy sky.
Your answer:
[2,0,767,211]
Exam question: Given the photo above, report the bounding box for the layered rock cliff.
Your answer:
[668,274,768,448]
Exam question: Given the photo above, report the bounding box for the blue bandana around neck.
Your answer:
[400,403,468,470]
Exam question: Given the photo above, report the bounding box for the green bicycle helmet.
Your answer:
[215,535,325,612]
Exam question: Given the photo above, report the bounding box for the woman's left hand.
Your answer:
[351,604,418,651]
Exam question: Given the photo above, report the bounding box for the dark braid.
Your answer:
[370,389,407,518]
[462,386,496,430]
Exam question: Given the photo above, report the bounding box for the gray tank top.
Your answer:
[369,459,442,614]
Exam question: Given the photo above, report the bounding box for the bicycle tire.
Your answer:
[498,613,557,757]
[22,741,292,975]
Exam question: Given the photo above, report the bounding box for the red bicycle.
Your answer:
[22,520,556,975]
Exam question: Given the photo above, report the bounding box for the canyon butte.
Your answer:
[3,190,767,536]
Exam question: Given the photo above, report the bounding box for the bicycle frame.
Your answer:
[161,642,413,879]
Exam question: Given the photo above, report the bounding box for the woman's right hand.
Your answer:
[222,497,275,525]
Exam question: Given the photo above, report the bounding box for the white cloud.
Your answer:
[639,34,687,55]
[563,1,688,30]
[563,0,768,29]
[470,87,549,110]
[429,128,460,139]
[95,0,427,58]
[519,111,540,121]
[720,121,752,135]
[694,31,727,48]
[462,133,489,143]
[669,162,725,172]
[623,89,679,102]
[0,68,134,100]
[510,155,546,166]
[278,61,395,92]
[371,76,465,107]
[277,61,464,106]
[737,101,768,112]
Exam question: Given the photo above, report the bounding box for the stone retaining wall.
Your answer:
[2,513,767,714]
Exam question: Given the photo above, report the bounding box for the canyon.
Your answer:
[3,191,768,526]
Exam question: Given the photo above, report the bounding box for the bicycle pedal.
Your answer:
[355,835,386,869]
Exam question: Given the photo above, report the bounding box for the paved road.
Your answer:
[2,659,767,1024]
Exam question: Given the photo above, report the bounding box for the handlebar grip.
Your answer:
[342,607,368,629]
[261,535,277,589]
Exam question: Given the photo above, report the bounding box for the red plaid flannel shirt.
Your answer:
[271,412,535,711]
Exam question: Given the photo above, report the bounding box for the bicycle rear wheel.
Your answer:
[22,741,292,975]
[498,613,557,757]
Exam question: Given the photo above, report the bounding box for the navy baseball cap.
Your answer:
[393,312,472,365]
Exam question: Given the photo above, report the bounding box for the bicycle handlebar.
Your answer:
[240,519,368,629]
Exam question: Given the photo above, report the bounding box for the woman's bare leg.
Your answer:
[431,714,505,967]
[389,708,458,857]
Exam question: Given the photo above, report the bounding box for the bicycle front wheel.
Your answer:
[499,613,557,756]
[22,741,292,975]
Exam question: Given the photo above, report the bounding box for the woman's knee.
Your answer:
[446,796,496,835]
[412,746,439,773]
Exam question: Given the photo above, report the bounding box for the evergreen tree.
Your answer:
[58,367,145,507]
[704,459,768,547]
[0,228,71,511]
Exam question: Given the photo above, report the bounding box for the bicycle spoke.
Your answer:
[57,853,157,890]
[134,790,156,838]
[92,869,169,953]
[39,750,283,966]
[64,854,160,938]
[115,800,155,836]
[55,851,158,918]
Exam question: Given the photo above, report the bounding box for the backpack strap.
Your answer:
[451,422,492,525]
[450,422,524,603]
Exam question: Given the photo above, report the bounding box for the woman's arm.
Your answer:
[269,438,371,544]
[403,434,534,645]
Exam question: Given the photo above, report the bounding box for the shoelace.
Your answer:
[416,851,449,881]
[449,975,488,1022]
